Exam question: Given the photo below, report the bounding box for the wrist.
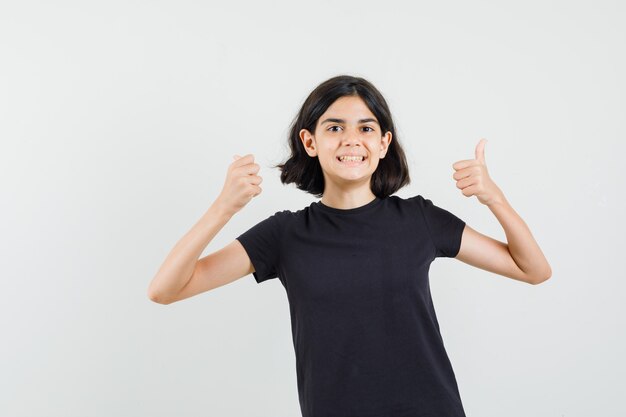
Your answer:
[209,199,235,221]
[486,189,508,208]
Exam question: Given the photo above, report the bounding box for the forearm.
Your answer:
[487,193,552,283]
[147,200,233,303]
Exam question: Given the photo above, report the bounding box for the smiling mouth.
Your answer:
[336,156,367,162]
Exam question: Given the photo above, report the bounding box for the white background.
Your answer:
[1,1,624,416]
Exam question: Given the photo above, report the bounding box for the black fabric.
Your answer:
[236,194,467,417]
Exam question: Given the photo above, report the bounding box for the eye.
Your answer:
[362,126,375,132]
[328,125,342,132]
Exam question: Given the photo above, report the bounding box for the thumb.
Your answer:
[475,138,487,165]
[233,154,241,160]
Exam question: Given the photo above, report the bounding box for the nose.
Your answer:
[342,128,362,145]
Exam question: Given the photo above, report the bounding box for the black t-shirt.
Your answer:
[236,194,467,417]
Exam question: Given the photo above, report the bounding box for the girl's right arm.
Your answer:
[147,154,263,304]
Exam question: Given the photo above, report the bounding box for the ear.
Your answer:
[299,128,318,157]
[380,131,393,158]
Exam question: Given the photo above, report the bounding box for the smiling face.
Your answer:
[299,95,393,195]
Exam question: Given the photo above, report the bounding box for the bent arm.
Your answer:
[459,194,552,285]
[489,195,551,283]
[147,200,233,304]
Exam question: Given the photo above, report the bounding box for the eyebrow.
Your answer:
[320,118,380,125]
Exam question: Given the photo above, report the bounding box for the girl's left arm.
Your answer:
[451,139,552,285]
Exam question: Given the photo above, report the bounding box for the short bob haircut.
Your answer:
[273,74,411,199]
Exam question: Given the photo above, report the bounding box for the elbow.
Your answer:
[529,267,552,285]
[147,287,173,305]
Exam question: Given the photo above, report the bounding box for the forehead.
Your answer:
[320,96,376,120]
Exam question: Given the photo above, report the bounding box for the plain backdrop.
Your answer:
[1,1,624,416]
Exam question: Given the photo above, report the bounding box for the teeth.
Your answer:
[339,156,364,162]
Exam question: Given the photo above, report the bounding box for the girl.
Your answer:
[148,75,552,417]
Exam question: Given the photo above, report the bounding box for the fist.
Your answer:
[214,154,263,216]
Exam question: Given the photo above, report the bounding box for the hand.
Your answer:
[214,154,263,216]
[452,139,505,206]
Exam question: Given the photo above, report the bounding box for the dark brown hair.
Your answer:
[273,74,410,198]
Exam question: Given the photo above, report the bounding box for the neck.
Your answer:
[320,191,377,210]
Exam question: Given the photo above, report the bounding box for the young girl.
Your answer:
[148,75,552,417]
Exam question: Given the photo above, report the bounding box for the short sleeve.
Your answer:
[235,210,287,284]
[414,195,466,258]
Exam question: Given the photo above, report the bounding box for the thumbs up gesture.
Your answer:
[452,139,505,206]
